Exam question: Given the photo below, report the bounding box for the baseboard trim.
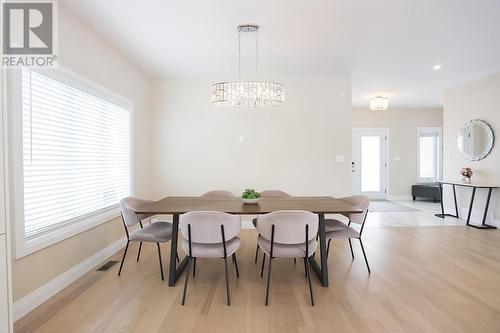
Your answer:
[387,195,413,201]
[13,237,126,321]
[457,207,500,228]
[488,219,500,228]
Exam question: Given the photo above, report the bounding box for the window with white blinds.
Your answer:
[21,69,131,240]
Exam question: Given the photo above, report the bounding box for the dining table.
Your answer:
[135,196,363,287]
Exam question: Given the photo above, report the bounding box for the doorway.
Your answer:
[352,128,389,199]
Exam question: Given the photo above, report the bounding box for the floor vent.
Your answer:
[96,260,119,271]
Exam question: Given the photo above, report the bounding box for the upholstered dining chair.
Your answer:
[324,195,371,273]
[192,190,235,276]
[118,197,178,280]
[180,211,241,306]
[252,190,291,263]
[201,190,235,198]
[256,210,318,306]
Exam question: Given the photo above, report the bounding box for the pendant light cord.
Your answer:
[237,25,259,81]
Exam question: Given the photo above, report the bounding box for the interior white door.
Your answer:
[352,128,388,199]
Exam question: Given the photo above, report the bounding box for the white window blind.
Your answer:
[21,69,131,240]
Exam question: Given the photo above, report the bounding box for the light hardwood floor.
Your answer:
[14,208,500,333]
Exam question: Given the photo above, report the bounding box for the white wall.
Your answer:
[9,5,151,303]
[443,72,500,224]
[150,76,352,198]
[353,107,443,197]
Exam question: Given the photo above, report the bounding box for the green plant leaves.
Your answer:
[241,188,261,199]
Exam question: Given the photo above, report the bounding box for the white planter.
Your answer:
[242,198,260,204]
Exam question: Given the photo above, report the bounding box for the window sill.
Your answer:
[15,208,121,259]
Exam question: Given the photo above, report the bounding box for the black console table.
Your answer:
[435,181,497,229]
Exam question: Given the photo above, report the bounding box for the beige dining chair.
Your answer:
[180,211,241,306]
[118,197,178,280]
[252,190,291,263]
[324,195,371,273]
[256,210,318,306]
[201,190,235,198]
[194,190,235,276]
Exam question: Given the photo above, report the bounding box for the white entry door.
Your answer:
[352,128,388,199]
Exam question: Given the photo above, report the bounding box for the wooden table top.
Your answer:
[136,196,363,215]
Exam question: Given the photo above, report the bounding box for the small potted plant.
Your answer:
[241,188,261,204]
[460,167,473,184]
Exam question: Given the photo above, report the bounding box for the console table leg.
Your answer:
[481,188,493,226]
[435,183,446,218]
[466,187,476,226]
[452,184,459,218]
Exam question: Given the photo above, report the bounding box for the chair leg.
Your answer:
[265,256,273,305]
[305,256,314,306]
[326,239,331,258]
[136,242,142,262]
[359,239,371,274]
[181,257,192,305]
[303,257,308,278]
[223,256,231,306]
[118,241,129,276]
[232,253,240,278]
[348,239,354,260]
[254,245,260,264]
[260,254,266,278]
[176,252,180,263]
[193,257,196,278]
[156,243,164,281]
[293,258,297,264]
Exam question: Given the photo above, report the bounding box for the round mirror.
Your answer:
[457,119,495,161]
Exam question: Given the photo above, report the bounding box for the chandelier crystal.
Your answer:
[212,81,285,107]
[211,24,285,108]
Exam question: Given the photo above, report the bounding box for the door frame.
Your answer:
[1,65,14,330]
[352,127,389,200]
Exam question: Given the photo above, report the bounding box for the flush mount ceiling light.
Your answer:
[433,64,442,71]
[369,96,389,111]
[211,24,285,108]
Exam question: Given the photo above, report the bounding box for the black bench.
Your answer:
[412,183,441,202]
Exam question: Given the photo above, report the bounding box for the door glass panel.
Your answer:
[419,136,437,178]
[361,136,380,192]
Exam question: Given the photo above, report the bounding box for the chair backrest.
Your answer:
[340,195,369,224]
[201,190,234,198]
[120,196,156,227]
[257,210,318,244]
[179,211,241,244]
[260,190,290,197]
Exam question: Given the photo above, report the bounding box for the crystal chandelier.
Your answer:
[211,24,285,108]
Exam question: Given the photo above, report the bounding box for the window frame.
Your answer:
[416,127,442,183]
[8,66,134,259]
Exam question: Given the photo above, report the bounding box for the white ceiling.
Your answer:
[61,0,500,108]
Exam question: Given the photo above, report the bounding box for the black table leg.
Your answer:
[436,182,445,218]
[452,184,459,217]
[309,213,329,287]
[466,187,476,226]
[468,187,497,229]
[168,213,189,286]
[435,183,460,219]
